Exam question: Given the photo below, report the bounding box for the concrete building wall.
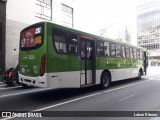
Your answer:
[6,0,36,69]
[0,0,6,76]
[6,0,37,24]
[137,0,160,66]
[5,20,29,69]
[5,0,74,70]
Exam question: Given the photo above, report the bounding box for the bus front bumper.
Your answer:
[19,73,47,87]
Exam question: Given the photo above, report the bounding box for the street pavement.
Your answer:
[0,66,160,120]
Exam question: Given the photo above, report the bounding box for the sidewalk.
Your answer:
[147,66,160,75]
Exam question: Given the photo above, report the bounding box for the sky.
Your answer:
[73,0,150,44]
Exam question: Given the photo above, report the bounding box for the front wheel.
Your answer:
[100,72,111,89]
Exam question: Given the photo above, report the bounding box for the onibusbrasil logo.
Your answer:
[2,112,42,118]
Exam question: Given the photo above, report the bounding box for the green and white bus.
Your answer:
[19,22,148,89]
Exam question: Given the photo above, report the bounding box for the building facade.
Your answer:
[137,0,160,66]
[0,0,6,74]
[99,22,131,43]
[4,0,74,71]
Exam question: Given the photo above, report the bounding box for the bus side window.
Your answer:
[130,48,133,58]
[137,49,140,59]
[140,50,143,59]
[125,46,130,58]
[104,41,110,56]
[133,48,136,59]
[96,40,104,57]
[110,43,116,57]
[53,30,67,53]
[67,33,78,54]
[116,44,121,57]
[121,46,125,58]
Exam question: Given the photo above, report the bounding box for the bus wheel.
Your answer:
[100,72,111,89]
[137,70,142,80]
[21,84,30,88]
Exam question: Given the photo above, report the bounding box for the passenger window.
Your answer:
[54,30,67,53]
[104,42,110,56]
[133,48,137,58]
[116,44,121,57]
[67,33,78,54]
[140,50,143,59]
[96,40,104,56]
[130,48,133,58]
[137,49,140,59]
[110,43,116,57]
[121,46,125,58]
[53,29,78,55]
[125,46,130,58]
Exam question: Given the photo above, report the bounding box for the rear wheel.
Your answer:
[21,84,30,88]
[100,72,111,89]
[6,83,13,87]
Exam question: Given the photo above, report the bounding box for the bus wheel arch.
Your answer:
[100,70,111,89]
[140,68,143,75]
[137,68,143,80]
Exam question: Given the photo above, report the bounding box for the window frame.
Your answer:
[133,48,137,59]
[35,0,52,21]
[125,46,130,58]
[121,45,126,58]
[96,40,105,57]
[61,4,73,28]
[96,40,110,57]
[116,44,122,58]
[20,23,44,51]
[52,28,78,55]
[110,43,116,57]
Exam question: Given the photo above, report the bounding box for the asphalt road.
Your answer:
[0,66,160,120]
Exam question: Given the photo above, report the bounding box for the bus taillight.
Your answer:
[40,54,46,76]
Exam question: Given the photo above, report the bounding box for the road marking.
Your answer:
[0,80,152,120]
[0,88,52,99]
[0,80,151,99]
[103,80,151,93]
[119,93,136,102]
[1,92,102,120]
[0,84,5,87]
[33,80,151,111]
[0,86,22,90]
[153,82,160,87]
[33,93,102,111]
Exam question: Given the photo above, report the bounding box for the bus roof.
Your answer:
[25,21,146,51]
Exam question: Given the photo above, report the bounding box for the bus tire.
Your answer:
[137,70,142,80]
[21,84,30,88]
[6,83,13,87]
[100,72,111,89]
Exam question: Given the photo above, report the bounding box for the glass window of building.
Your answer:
[36,0,52,21]
[61,4,73,28]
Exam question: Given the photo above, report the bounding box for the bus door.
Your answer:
[143,51,148,75]
[80,36,96,86]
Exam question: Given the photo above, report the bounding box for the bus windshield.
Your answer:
[20,23,44,51]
